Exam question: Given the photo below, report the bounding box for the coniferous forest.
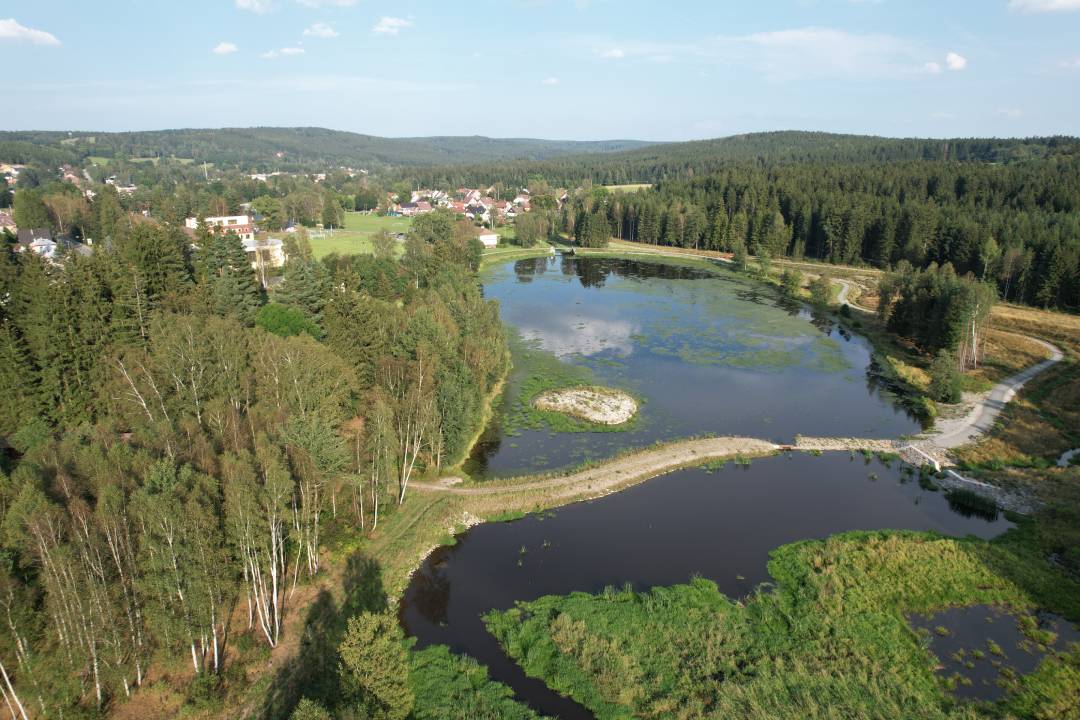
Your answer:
[567,155,1080,309]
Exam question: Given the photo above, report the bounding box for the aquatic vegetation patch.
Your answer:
[499,331,639,435]
[484,529,1080,719]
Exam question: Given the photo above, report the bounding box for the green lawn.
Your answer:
[343,212,413,234]
[307,213,413,259]
[308,213,523,259]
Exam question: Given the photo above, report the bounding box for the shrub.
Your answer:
[780,268,803,298]
[929,349,962,404]
[256,303,322,338]
[809,276,831,306]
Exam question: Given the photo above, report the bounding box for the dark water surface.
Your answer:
[909,605,1080,702]
[466,256,921,478]
[402,454,1013,719]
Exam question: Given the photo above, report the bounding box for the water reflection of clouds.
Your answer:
[518,314,639,357]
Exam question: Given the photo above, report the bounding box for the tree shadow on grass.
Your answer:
[260,552,388,720]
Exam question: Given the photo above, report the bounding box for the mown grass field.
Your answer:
[603,183,653,192]
[308,213,413,259]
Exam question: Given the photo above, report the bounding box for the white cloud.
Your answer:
[0,18,60,45]
[296,0,358,6]
[303,22,338,38]
[262,47,305,59]
[372,17,412,35]
[996,107,1024,117]
[1061,57,1080,69]
[212,42,239,55]
[600,48,625,59]
[923,61,942,74]
[945,51,967,70]
[541,77,559,85]
[589,27,945,81]
[236,0,273,13]
[1008,0,1080,12]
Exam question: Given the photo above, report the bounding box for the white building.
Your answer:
[476,229,499,248]
[242,236,287,288]
[185,215,256,243]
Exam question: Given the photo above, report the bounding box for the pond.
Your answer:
[465,256,921,478]
[401,453,1014,719]
[909,604,1080,702]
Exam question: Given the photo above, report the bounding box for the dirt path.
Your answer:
[913,336,1063,452]
[832,278,873,312]
[412,436,777,501]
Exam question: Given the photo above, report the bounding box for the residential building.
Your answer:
[16,229,56,259]
[474,227,499,248]
[185,215,256,243]
[242,236,287,287]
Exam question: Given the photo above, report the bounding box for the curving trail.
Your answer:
[916,336,1062,452]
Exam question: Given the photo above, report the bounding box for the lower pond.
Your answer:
[401,453,1014,719]
[465,256,922,478]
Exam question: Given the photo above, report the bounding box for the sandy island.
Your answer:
[533,386,638,425]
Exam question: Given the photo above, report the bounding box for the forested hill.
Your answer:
[0,127,653,171]
[407,131,1080,187]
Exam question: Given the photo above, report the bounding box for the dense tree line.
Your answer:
[878,262,997,372]
[0,197,505,715]
[0,129,649,174]
[579,158,1080,310]
[405,132,1079,189]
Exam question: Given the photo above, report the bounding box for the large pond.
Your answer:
[401,454,1014,719]
[402,256,1009,718]
[466,256,921,478]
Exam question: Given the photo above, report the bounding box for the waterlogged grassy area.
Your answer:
[485,528,1080,719]
[500,331,641,435]
[410,645,546,720]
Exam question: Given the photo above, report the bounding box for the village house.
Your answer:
[0,211,15,235]
[464,203,490,224]
[184,215,256,243]
[399,201,434,217]
[458,187,482,204]
[474,227,499,249]
[105,176,138,195]
[15,228,57,259]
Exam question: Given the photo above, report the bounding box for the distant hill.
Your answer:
[0,127,654,171]
[406,130,1080,187]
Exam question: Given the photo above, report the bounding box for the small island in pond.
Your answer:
[532,386,638,425]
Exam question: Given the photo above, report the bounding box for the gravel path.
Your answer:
[914,336,1063,451]
[412,437,777,500]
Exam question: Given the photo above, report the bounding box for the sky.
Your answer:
[3,0,1080,141]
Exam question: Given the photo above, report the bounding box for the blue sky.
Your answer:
[3,0,1079,140]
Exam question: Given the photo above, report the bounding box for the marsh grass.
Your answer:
[484,529,1080,720]
[946,489,1001,522]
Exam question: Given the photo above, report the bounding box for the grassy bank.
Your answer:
[486,527,1080,719]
